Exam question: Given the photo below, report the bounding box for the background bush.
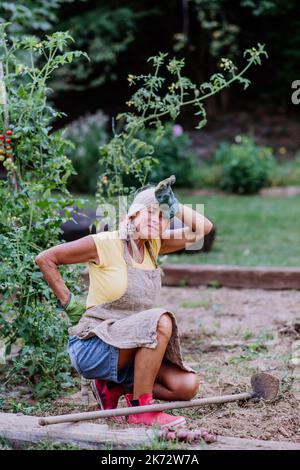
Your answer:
[212,136,276,194]
[270,153,300,187]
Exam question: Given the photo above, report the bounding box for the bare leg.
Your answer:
[152,359,200,401]
[132,313,173,399]
[152,381,176,400]
[117,316,200,401]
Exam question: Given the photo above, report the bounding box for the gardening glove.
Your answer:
[154,174,180,219]
[56,292,86,326]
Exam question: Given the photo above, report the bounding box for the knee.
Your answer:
[157,313,173,339]
[176,374,200,400]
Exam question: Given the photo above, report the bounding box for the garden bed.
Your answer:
[160,264,300,289]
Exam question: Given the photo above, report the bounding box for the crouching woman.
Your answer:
[35,175,214,428]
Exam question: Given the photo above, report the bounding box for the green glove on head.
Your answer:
[154,175,180,219]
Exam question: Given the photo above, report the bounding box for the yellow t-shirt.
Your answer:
[86,230,161,309]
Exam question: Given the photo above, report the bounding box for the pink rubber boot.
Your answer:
[90,379,126,424]
[124,392,186,428]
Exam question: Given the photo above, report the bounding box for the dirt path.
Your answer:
[146,286,300,443]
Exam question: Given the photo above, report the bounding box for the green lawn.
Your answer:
[174,193,300,267]
[75,192,300,267]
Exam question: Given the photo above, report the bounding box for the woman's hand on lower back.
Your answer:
[35,235,100,311]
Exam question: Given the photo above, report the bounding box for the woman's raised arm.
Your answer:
[159,203,214,254]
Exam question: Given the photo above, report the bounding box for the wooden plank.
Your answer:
[1,412,300,450]
[208,435,300,450]
[160,264,300,290]
[0,412,155,450]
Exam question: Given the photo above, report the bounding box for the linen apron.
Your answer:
[68,232,196,375]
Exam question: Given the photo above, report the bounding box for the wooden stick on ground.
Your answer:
[39,372,280,426]
[39,391,253,426]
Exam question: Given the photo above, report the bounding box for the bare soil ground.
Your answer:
[150,286,300,443]
[56,286,300,445]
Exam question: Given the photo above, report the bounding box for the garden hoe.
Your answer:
[38,372,279,426]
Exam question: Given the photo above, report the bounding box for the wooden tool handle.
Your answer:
[39,391,252,426]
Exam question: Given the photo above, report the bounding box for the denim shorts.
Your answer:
[67,335,135,387]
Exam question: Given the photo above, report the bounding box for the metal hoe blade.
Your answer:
[251,372,280,400]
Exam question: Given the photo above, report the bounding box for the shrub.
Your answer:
[190,161,223,189]
[64,110,109,194]
[213,135,276,194]
[270,153,300,187]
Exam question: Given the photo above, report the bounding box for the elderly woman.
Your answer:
[35,175,213,428]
